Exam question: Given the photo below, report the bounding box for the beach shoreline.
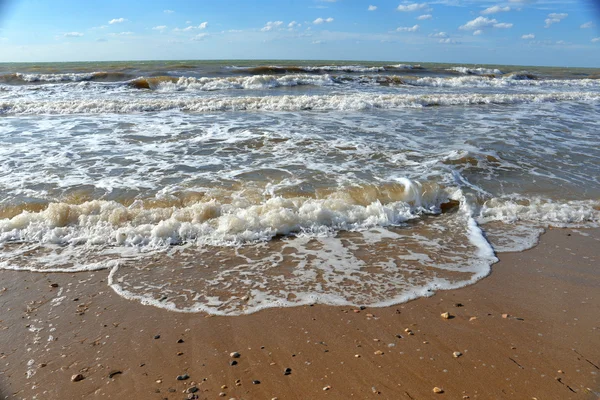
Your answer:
[0,227,598,399]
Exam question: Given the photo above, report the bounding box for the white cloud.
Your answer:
[580,21,594,29]
[288,21,298,28]
[312,40,324,44]
[544,13,567,28]
[481,6,510,15]
[417,14,432,20]
[459,16,513,31]
[592,37,600,43]
[313,17,334,24]
[63,32,83,37]
[429,32,447,38]
[397,3,429,12]
[152,25,167,31]
[261,21,284,31]
[108,18,127,24]
[164,10,174,14]
[439,38,457,44]
[109,32,133,36]
[368,5,377,11]
[521,33,535,39]
[174,23,208,32]
[396,24,420,32]
[191,33,208,41]
[555,40,567,45]
[473,29,483,35]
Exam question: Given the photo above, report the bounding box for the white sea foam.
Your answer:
[15,72,100,83]
[2,91,598,115]
[409,76,600,88]
[448,67,503,75]
[152,74,337,91]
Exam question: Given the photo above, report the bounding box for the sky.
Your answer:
[0,0,599,66]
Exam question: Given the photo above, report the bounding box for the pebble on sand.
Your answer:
[502,313,509,319]
[374,350,384,355]
[177,374,190,381]
[230,352,241,358]
[441,312,451,319]
[469,317,477,321]
[323,386,331,391]
[284,368,292,375]
[433,387,444,393]
[71,374,85,382]
[453,351,462,358]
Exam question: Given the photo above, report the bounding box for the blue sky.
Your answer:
[0,0,599,66]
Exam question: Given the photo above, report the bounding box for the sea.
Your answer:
[0,60,598,315]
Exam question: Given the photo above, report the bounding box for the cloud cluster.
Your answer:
[368,5,377,11]
[417,14,432,20]
[314,17,334,24]
[109,18,127,24]
[544,13,567,28]
[521,33,535,39]
[397,3,429,12]
[261,21,283,31]
[396,25,420,32]
[63,32,83,37]
[481,6,510,15]
[459,16,513,34]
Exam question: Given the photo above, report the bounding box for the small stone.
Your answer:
[229,360,238,366]
[177,339,184,343]
[374,350,384,355]
[50,283,59,288]
[284,368,292,375]
[423,341,429,344]
[177,374,189,381]
[453,351,462,358]
[219,392,226,397]
[177,352,184,356]
[323,385,331,391]
[154,334,161,339]
[353,309,361,313]
[558,370,564,374]
[156,379,162,384]
[502,313,509,319]
[441,312,451,319]
[252,380,261,385]
[404,328,411,332]
[221,385,228,389]
[454,303,464,307]
[366,313,374,317]
[71,374,84,382]
[355,354,361,358]
[39,363,47,368]
[395,334,403,339]
[469,317,477,321]
[187,387,198,393]
[373,338,380,342]
[230,352,241,358]
[359,306,366,310]
[433,387,444,393]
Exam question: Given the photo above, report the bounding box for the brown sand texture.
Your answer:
[0,228,598,399]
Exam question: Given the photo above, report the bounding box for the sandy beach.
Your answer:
[0,227,597,399]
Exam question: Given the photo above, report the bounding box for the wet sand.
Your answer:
[0,228,598,399]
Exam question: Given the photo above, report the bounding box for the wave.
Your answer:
[128,74,338,91]
[2,91,598,115]
[448,66,503,76]
[407,76,600,88]
[228,64,423,74]
[0,71,134,85]
[0,182,450,248]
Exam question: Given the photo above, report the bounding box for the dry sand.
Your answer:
[0,228,598,399]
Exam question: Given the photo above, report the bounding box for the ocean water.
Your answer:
[0,60,599,315]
